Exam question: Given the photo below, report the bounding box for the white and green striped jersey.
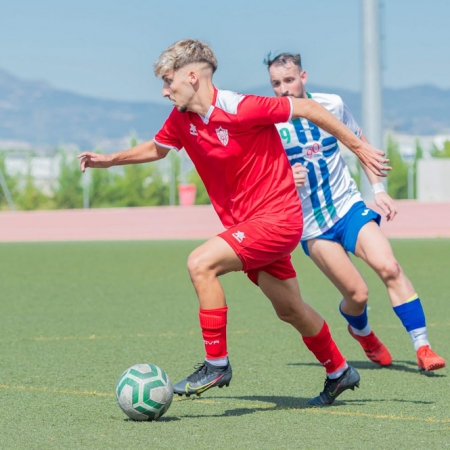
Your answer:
[276,93,363,241]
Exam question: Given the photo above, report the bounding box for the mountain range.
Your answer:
[1,68,449,151]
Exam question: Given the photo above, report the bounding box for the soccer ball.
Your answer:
[116,363,173,421]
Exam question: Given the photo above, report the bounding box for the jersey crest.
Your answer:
[215,126,229,146]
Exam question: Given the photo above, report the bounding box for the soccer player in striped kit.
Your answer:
[266,52,445,372]
[79,39,392,406]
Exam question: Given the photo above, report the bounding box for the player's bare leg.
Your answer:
[257,272,323,336]
[355,222,445,371]
[187,236,243,309]
[308,239,368,316]
[258,272,360,405]
[355,221,413,305]
[307,238,392,366]
[173,237,241,396]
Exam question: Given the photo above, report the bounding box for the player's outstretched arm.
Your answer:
[291,98,391,177]
[78,140,170,172]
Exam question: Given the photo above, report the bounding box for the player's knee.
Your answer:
[276,310,297,325]
[274,304,306,325]
[378,259,402,282]
[187,250,215,281]
[345,283,368,305]
[350,287,369,305]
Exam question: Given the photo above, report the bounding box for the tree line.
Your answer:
[0,137,448,211]
[0,146,210,211]
[349,137,449,200]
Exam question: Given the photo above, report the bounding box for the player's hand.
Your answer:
[292,163,309,187]
[356,142,391,177]
[374,192,397,222]
[77,152,112,172]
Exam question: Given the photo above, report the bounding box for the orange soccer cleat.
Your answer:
[348,326,393,366]
[416,345,446,372]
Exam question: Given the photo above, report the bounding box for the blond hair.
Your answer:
[153,39,218,78]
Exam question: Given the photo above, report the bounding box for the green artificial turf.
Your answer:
[0,240,449,449]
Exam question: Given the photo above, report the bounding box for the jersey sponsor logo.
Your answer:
[306,142,320,158]
[362,209,370,216]
[215,126,229,146]
[190,123,198,135]
[232,231,245,243]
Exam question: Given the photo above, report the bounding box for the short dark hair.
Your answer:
[263,52,302,70]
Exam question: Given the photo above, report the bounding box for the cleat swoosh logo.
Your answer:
[185,374,224,394]
[329,383,340,397]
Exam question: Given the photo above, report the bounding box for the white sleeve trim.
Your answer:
[154,138,181,151]
[286,97,293,121]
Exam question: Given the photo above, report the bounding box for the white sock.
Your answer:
[409,327,430,351]
[327,362,348,379]
[206,356,228,367]
[350,324,372,337]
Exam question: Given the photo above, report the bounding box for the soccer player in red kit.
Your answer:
[79,39,390,406]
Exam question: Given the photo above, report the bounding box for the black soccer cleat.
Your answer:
[308,365,360,406]
[173,360,232,397]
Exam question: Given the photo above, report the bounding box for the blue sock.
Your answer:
[393,298,426,332]
[393,297,429,350]
[339,302,368,331]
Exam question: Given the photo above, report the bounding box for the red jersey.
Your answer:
[154,88,302,229]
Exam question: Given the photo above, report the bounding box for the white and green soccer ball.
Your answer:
[116,363,173,421]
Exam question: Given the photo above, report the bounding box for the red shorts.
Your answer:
[218,218,303,285]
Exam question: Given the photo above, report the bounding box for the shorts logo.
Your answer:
[232,231,245,243]
[306,142,320,158]
[362,209,369,216]
[216,126,229,146]
[190,123,198,135]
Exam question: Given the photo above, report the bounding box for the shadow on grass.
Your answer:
[394,360,447,378]
[175,394,370,418]
[288,360,447,377]
[123,416,181,423]
[342,397,434,405]
[173,393,436,419]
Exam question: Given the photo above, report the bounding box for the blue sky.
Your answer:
[1,0,449,103]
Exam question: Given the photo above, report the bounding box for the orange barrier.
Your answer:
[178,184,197,206]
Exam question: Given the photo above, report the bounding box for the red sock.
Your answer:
[302,322,346,374]
[199,306,228,360]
